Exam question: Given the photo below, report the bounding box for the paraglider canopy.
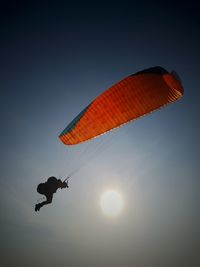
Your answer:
[59,66,184,145]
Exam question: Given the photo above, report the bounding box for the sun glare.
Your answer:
[100,190,123,216]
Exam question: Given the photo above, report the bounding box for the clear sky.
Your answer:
[1,1,199,267]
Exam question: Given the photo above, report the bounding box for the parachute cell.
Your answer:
[59,66,184,145]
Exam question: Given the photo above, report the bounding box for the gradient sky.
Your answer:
[1,1,199,267]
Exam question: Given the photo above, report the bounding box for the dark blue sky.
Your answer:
[1,1,199,267]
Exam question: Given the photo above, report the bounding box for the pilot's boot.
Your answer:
[35,203,42,212]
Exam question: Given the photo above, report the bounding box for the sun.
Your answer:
[100,190,123,216]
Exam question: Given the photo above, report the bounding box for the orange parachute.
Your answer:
[59,66,184,145]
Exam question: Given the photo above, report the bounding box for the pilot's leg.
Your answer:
[35,194,53,211]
